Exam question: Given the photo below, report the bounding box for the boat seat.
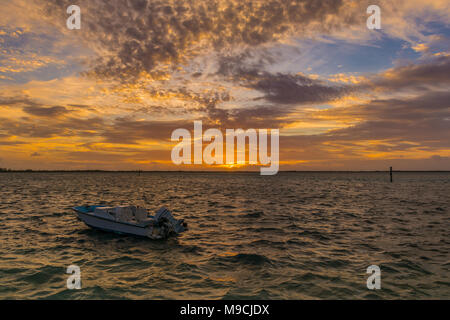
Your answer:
[115,206,134,222]
[94,207,116,219]
[134,207,149,222]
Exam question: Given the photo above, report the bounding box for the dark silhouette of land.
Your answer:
[0,168,448,173]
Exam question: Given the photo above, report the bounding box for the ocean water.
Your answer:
[0,172,449,299]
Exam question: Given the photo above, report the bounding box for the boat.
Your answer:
[72,205,187,239]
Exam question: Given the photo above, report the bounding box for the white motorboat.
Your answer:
[72,205,187,239]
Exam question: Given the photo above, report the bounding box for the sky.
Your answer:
[0,0,449,171]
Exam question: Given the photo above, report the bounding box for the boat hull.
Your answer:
[76,211,150,237]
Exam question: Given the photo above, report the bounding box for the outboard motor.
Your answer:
[154,207,188,234]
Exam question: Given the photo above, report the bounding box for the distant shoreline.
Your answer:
[1,170,449,173]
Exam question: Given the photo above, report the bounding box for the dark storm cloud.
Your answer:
[38,0,357,80]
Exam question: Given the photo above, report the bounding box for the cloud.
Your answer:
[37,0,361,81]
[0,114,105,138]
[2,0,450,170]
[363,55,450,92]
[31,0,450,84]
[412,43,429,53]
[23,105,71,117]
[278,90,450,164]
[249,72,347,105]
[0,140,27,146]
[65,149,171,163]
[101,118,192,144]
[0,96,41,107]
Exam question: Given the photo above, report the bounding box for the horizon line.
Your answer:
[1,169,449,173]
